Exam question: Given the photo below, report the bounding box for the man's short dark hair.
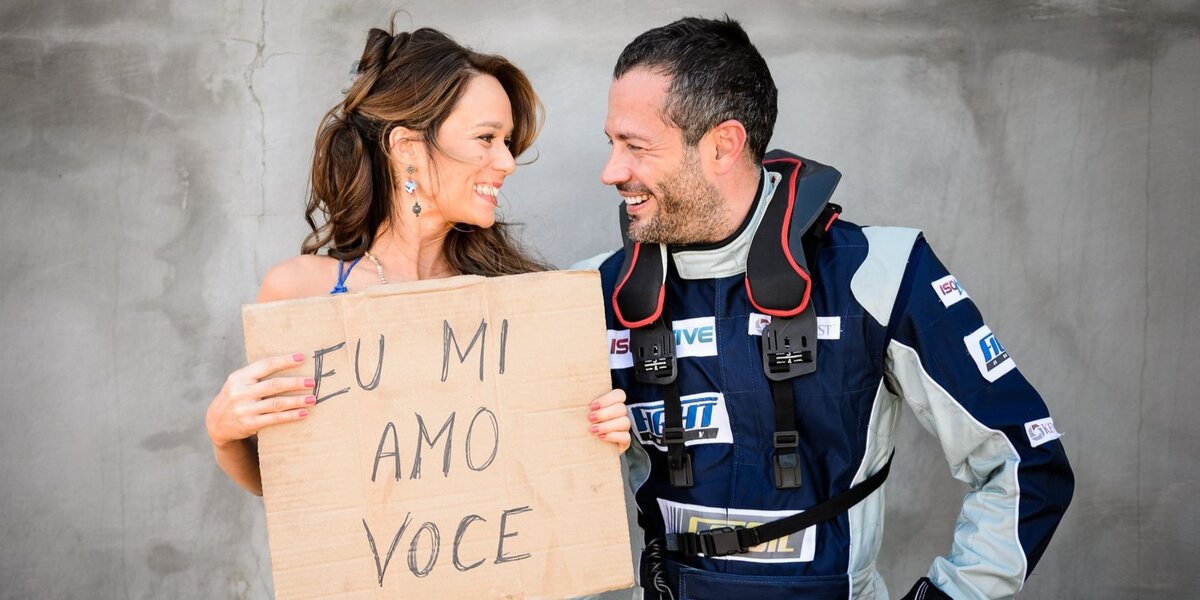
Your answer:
[614,16,778,164]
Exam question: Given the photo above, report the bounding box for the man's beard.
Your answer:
[626,149,726,245]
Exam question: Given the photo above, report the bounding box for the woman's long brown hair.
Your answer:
[302,27,549,276]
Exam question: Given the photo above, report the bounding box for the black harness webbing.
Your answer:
[752,153,842,488]
[664,450,894,557]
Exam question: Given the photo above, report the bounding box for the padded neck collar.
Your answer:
[671,167,781,280]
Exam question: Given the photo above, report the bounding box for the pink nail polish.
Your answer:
[590,401,601,410]
[588,412,598,422]
[590,425,600,433]
[305,395,316,405]
[298,409,308,418]
[304,378,315,387]
[293,353,305,361]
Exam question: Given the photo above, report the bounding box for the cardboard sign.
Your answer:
[242,271,633,599]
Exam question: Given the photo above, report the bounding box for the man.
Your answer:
[578,16,1074,600]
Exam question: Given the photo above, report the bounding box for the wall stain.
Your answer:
[141,428,205,452]
[146,542,189,576]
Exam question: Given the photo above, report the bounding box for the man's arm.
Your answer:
[883,235,1074,599]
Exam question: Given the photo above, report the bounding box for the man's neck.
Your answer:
[712,163,763,243]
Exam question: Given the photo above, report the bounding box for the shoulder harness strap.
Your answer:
[752,150,842,488]
[613,209,691,486]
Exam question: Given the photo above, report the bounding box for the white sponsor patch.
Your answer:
[964,325,1016,382]
[931,274,969,308]
[607,316,717,370]
[748,313,841,340]
[657,498,817,563]
[627,392,733,450]
[748,312,773,336]
[1024,417,1062,447]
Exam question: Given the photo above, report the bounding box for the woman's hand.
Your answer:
[588,388,632,453]
[206,352,316,448]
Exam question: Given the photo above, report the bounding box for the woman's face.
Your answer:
[424,74,517,228]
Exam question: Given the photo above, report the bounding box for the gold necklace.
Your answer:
[363,251,388,284]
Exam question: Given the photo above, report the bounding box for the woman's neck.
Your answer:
[369,209,456,281]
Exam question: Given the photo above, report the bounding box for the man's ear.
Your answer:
[706,119,750,175]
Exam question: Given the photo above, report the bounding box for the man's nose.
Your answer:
[600,151,629,186]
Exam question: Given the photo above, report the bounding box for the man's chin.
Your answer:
[626,219,656,244]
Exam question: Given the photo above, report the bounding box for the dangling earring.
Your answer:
[404,164,421,217]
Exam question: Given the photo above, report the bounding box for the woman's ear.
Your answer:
[387,126,422,162]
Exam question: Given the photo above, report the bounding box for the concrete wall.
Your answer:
[2,1,1197,598]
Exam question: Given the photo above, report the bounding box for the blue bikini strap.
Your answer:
[329,256,362,294]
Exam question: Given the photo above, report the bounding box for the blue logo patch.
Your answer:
[965,325,1016,382]
[627,392,733,450]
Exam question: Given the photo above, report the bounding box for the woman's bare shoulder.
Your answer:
[257,255,340,303]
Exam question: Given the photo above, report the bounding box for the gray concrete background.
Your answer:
[2,0,1197,598]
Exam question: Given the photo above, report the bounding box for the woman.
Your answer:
[205,26,630,496]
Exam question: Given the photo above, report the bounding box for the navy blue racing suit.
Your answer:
[575,159,1073,599]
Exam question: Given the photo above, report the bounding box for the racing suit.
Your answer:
[579,158,1074,599]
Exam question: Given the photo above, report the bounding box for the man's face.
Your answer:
[601,68,726,245]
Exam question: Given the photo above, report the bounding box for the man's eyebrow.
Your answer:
[605,130,650,143]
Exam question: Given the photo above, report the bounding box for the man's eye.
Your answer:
[628,144,644,152]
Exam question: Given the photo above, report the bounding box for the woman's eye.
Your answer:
[503,138,513,148]
[478,134,495,143]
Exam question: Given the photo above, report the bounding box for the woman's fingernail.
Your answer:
[304,378,315,387]
[305,395,316,405]
[298,409,308,418]
[590,401,601,410]
[588,412,598,422]
[590,425,600,433]
[293,353,305,362]
[598,432,607,440]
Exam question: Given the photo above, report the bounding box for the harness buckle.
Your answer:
[664,430,694,488]
[667,453,693,488]
[761,309,818,381]
[663,426,686,446]
[774,452,803,489]
[773,430,803,489]
[773,430,800,448]
[631,322,677,385]
[698,526,756,557]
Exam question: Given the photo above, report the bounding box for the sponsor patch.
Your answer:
[932,274,969,308]
[748,313,841,340]
[608,316,717,370]
[964,325,1016,382]
[657,498,816,563]
[627,392,733,450]
[1024,417,1062,447]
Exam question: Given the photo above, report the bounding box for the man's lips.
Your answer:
[622,193,650,206]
